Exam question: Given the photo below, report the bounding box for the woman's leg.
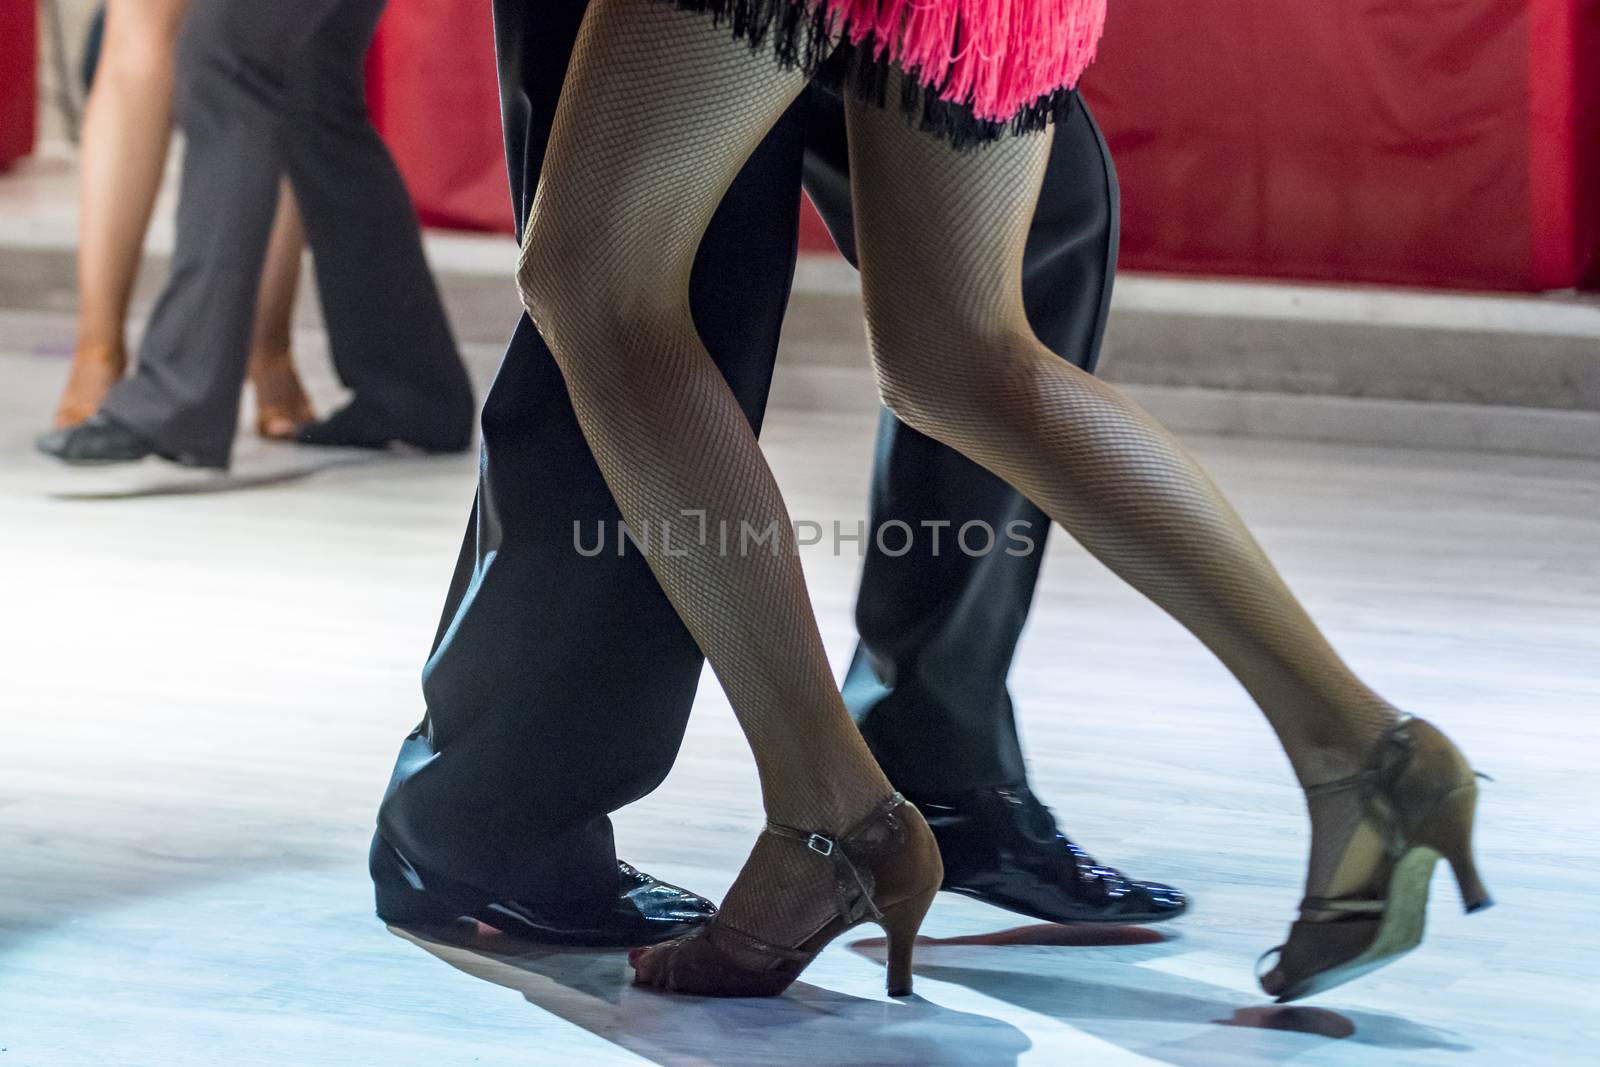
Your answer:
[56,0,190,428]
[518,0,904,953]
[278,0,473,453]
[840,86,1454,973]
[843,93,1396,791]
[245,182,315,438]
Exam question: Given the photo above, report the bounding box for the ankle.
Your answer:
[1293,747,1370,791]
[755,744,893,829]
[763,787,892,838]
[248,344,293,371]
[72,340,127,366]
[1291,703,1403,787]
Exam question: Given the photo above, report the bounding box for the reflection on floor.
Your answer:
[2,307,1597,1065]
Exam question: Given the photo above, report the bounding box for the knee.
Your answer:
[868,311,1034,432]
[516,221,681,374]
[514,225,570,343]
[864,309,926,421]
[873,364,926,433]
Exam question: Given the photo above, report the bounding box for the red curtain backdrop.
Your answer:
[1081,0,1600,291]
[370,0,1600,291]
[0,0,36,171]
[367,0,510,231]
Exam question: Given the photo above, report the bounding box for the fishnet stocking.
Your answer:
[521,0,1401,951]
[844,86,1400,903]
[843,90,1400,789]
[520,1,888,949]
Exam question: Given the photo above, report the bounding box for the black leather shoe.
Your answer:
[297,403,469,455]
[906,783,1188,925]
[369,832,716,947]
[35,413,165,465]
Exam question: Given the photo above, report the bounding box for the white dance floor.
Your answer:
[1,303,1597,1065]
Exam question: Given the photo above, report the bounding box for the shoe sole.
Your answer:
[1272,844,1493,1003]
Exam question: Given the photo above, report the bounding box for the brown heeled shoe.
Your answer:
[51,342,127,429]
[248,346,315,440]
[629,793,943,998]
[1260,717,1492,1002]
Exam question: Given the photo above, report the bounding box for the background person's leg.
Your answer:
[245,182,316,440]
[55,0,189,430]
[375,0,812,905]
[278,0,474,453]
[804,90,1119,794]
[96,0,303,469]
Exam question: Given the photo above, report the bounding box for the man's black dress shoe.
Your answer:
[906,783,1188,925]
[297,403,469,455]
[35,413,190,466]
[369,832,716,946]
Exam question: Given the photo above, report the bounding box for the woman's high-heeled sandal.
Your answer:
[51,342,127,429]
[629,793,943,998]
[1260,717,1492,1003]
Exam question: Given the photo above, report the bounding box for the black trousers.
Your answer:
[376,0,1118,903]
[101,0,473,470]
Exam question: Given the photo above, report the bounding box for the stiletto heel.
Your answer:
[1260,717,1491,1002]
[1419,784,1493,913]
[881,884,938,996]
[630,794,944,997]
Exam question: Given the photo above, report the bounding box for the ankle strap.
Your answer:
[764,824,840,856]
[763,793,906,925]
[764,793,907,853]
[1305,720,1417,800]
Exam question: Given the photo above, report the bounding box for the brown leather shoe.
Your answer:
[1259,718,1492,1003]
[629,794,944,998]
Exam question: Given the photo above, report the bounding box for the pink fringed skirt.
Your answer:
[670,0,1107,148]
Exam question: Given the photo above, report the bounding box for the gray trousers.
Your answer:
[103,0,473,470]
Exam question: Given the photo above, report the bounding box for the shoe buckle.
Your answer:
[806,833,835,857]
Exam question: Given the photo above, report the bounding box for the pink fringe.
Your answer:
[827,0,1106,123]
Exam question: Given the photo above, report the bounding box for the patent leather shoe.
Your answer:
[907,782,1188,925]
[370,832,716,946]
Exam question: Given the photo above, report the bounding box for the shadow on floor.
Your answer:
[399,916,1471,1066]
[392,922,1033,1067]
[44,448,434,500]
[894,951,1474,1065]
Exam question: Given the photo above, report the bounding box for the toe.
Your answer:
[1139,879,1190,917]
[1259,966,1287,998]
[629,944,662,986]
